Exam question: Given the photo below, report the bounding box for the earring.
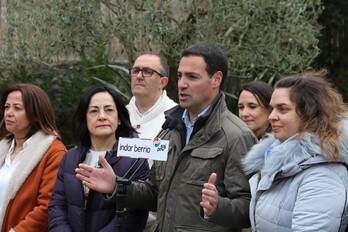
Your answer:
[118,121,121,125]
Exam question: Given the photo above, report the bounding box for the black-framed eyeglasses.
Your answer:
[129,67,163,78]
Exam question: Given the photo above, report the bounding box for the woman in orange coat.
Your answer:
[0,83,66,232]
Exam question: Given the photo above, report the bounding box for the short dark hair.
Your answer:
[239,81,273,110]
[0,83,60,140]
[72,84,136,148]
[182,42,228,89]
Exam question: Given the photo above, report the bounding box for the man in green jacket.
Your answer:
[76,42,257,232]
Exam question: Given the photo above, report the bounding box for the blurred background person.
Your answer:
[48,84,149,232]
[0,83,66,232]
[127,53,177,232]
[237,81,273,232]
[238,81,273,140]
[127,54,176,149]
[243,70,348,231]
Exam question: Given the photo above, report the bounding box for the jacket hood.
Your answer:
[243,120,348,177]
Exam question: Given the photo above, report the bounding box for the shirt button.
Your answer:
[136,125,141,129]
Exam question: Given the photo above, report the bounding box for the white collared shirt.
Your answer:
[0,137,31,216]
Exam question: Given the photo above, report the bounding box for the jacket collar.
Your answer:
[191,92,223,137]
[162,92,225,145]
[243,120,348,177]
[77,142,121,165]
[163,93,224,130]
[0,131,56,225]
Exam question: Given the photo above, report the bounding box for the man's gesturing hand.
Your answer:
[200,173,218,217]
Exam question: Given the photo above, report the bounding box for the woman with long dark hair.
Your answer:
[49,84,149,232]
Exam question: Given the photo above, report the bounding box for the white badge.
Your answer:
[117,137,169,161]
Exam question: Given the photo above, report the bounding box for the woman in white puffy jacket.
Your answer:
[243,69,348,232]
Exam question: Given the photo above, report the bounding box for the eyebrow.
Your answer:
[271,103,289,108]
[133,66,156,70]
[5,103,23,106]
[88,105,114,109]
[177,71,200,76]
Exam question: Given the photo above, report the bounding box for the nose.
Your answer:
[97,110,107,120]
[268,109,277,122]
[5,107,14,116]
[239,108,250,118]
[178,76,188,89]
[135,70,145,79]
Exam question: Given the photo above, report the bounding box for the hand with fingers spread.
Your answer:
[76,155,117,194]
[49,85,149,231]
[200,173,219,217]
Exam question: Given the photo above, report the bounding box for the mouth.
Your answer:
[134,85,144,88]
[271,125,282,132]
[134,82,145,86]
[97,124,109,128]
[179,93,189,99]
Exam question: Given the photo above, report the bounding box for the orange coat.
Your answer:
[0,132,66,232]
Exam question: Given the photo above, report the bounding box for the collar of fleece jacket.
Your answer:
[242,119,348,177]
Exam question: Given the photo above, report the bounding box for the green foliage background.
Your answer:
[0,0,344,145]
[315,0,348,101]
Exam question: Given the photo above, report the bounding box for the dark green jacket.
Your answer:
[126,93,257,232]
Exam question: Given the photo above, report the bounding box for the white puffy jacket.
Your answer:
[243,122,348,232]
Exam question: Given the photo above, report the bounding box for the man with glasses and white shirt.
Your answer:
[127,54,177,231]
